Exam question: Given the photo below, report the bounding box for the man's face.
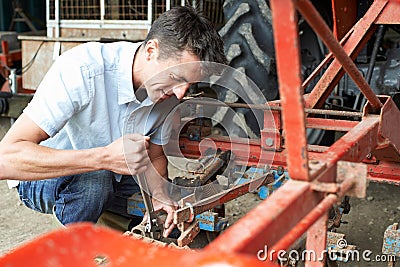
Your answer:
[143,50,202,103]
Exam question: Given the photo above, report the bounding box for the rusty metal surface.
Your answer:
[295,0,383,111]
[198,1,400,259]
[326,232,358,262]
[336,161,368,198]
[176,132,400,184]
[306,118,359,132]
[305,212,329,267]
[270,0,310,181]
[270,195,334,257]
[310,116,380,179]
[3,0,400,265]
[332,0,358,40]
[382,223,400,256]
[0,223,279,267]
[0,39,22,85]
[204,180,321,255]
[177,221,200,247]
[374,96,400,162]
[304,0,387,109]
[376,0,400,24]
[301,32,352,90]
[173,150,229,187]
[124,230,189,249]
[367,161,400,185]
[173,173,274,225]
[261,110,282,151]
[184,98,364,117]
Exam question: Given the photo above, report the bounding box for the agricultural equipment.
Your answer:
[1,0,400,266]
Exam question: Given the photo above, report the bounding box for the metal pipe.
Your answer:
[302,31,352,90]
[183,98,363,117]
[358,25,386,110]
[270,0,310,181]
[100,0,105,21]
[55,0,60,38]
[295,0,383,110]
[148,0,153,24]
[204,180,319,255]
[270,194,338,257]
[269,170,357,255]
[366,25,385,84]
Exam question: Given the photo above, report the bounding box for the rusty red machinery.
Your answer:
[1,0,400,266]
[0,38,21,93]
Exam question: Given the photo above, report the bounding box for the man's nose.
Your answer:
[172,83,190,99]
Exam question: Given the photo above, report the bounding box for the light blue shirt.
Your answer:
[23,41,179,181]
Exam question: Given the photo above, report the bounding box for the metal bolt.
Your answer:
[265,138,274,147]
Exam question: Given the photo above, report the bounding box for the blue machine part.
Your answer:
[196,211,229,232]
[382,223,400,256]
[233,166,269,186]
[229,166,289,200]
[127,192,146,217]
[258,168,289,199]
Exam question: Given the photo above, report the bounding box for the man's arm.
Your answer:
[0,114,150,181]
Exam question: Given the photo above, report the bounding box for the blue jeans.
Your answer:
[18,171,140,225]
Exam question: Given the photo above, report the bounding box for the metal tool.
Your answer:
[136,173,164,240]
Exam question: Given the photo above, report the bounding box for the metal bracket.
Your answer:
[177,221,200,247]
[311,161,368,198]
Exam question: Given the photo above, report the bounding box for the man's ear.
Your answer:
[144,39,160,61]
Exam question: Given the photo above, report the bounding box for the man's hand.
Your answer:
[104,134,150,175]
[151,192,177,238]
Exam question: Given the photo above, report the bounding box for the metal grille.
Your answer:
[104,0,148,20]
[153,0,166,20]
[49,0,101,20]
[48,0,224,24]
[202,0,224,27]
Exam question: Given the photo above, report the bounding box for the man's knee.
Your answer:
[19,171,114,224]
[18,180,58,214]
[55,171,114,224]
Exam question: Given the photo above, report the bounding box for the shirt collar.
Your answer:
[118,42,143,105]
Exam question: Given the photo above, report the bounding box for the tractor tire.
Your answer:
[215,0,331,144]
[219,0,277,101]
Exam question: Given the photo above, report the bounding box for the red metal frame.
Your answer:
[1,1,400,266]
[1,40,20,93]
[187,1,400,266]
[0,223,280,267]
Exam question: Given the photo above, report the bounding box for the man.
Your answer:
[0,6,226,238]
